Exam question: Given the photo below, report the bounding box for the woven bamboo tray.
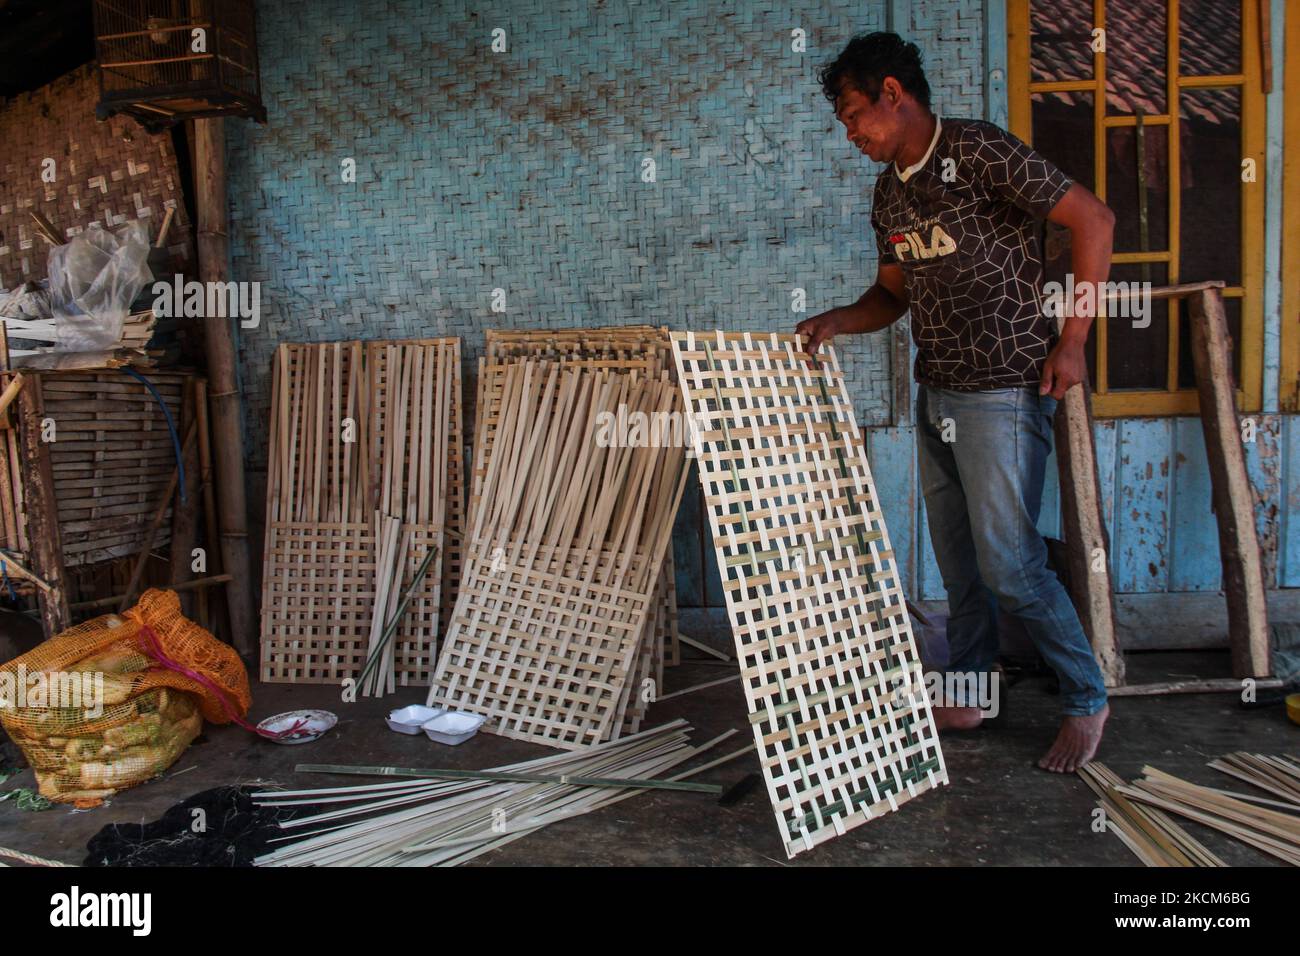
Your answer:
[259,339,462,686]
[670,330,947,858]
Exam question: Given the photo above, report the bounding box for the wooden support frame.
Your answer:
[1084,283,1273,691]
[15,374,69,636]
[1189,287,1271,677]
[0,368,219,637]
[1053,353,1124,687]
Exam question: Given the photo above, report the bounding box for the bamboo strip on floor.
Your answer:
[253,721,736,866]
[1078,762,1224,866]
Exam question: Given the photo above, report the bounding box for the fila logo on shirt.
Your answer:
[890,225,957,262]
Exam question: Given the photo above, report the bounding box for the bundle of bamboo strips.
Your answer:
[260,340,461,688]
[472,326,682,698]
[253,720,738,867]
[1115,763,1300,866]
[1209,752,1300,806]
[3,308,158,360]
[1078,762,1224,866]
[429,358,689,749]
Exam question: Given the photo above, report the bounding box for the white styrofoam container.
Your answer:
[387,704,444,735]
[422,710,487,745]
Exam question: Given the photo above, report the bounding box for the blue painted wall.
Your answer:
[225,0,1299,604]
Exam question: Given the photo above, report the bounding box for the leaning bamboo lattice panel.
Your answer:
[471,326,682,682]
[670,331,947,858]
[259,339,460,687]
[469,326,669,528]
[429,360,689,749]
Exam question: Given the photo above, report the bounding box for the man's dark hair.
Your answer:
[819,32,932,110]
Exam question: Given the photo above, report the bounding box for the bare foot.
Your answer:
[1038,703,1109,773]
[932,705,984,733]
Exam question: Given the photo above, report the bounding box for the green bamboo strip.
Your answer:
[745,661,916,725]
[722,531,883,568]
[295,763,724,795]
[790,756,944,836]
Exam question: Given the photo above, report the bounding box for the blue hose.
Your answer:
[120,367,187,506]
[0,561,17,603]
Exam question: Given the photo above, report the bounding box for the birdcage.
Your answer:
[93,0,267,132]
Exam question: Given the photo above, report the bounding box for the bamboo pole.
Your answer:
[168,379,202,617]
[69,573,233,611]
[193,116,256,659]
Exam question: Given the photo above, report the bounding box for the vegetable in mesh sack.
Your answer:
[0,589,252,806]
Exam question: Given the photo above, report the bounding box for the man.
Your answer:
[797,32,1114,773]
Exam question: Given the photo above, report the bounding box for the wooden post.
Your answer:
[1188,288,1271,677]
[1053,331,1124,686]
[168,378,203,617]
[1054,385,1123,685]
[15,373,69,636]
[194,116,256,659]
[195,377,228,638]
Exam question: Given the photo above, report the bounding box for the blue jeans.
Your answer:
[916,384,1108,717]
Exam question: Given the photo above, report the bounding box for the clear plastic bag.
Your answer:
[47,221,153,351]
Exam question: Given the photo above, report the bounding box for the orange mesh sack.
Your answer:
[0,588,251,806]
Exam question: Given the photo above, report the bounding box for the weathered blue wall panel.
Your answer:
[1114,420,1172,593]
[1282,417,1300,587]
[867,426,918,597]
[1168,418,1220,591]
[1243,415,1284,589]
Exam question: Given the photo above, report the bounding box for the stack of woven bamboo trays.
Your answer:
[427,327,689,748]
[0,369,195,592]
[258,339,463,691]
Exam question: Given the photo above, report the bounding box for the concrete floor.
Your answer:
[1,644,1294,866]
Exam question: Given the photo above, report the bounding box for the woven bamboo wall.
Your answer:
[0,64,195,289]
[225,0,989,602]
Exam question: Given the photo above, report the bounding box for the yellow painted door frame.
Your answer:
[1008,0,1266,418]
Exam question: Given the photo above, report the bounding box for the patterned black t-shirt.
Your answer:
[871,117,1073,391]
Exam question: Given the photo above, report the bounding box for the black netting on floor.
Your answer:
[84,786,302,867]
